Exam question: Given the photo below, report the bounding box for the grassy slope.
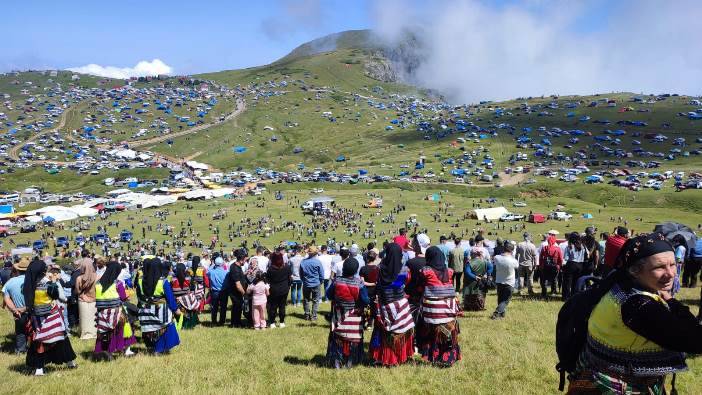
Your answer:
[0,167,169,196]
[1,187,701,393]
[183,52,702,178]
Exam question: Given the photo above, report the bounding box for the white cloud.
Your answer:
[67,59,173,79]
[372,0,702,103]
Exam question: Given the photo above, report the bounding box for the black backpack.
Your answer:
[555,272,616,391]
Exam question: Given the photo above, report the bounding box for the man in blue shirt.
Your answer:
[437,235,451,267]
[686,238,702,288]
[2,256,29,353]
[300,246,324,321]
[207,256,228,326]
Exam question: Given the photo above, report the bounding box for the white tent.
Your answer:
[42,210,79,222]
[471,206,509,221]
[210,188,235,198]
[0,219,13,226]
[70,205,98,217]
[25,215,42,224]
[183,189,213,200]
[107,189,131,196]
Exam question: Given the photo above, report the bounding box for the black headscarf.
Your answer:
[342,257,359,278]
[379,243,403,286]
[425,246,449,282]
[141,258,160,298]
[22,258,47,309]
[158,258,170,278]
[191,256,201,274]
[175,263,187,288]
[99,261,121,291]
[616,232,674,269]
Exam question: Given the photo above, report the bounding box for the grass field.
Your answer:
[1,286,700,394]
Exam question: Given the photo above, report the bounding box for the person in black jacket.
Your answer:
[266,251,291,328]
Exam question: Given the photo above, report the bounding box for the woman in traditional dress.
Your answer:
[94,261,136,360]
[326,258,370,368]
[567,233,702,394]
[75,256,97,340]
[23,259,77,376]
[190,256,209,312]
[416,246,461,366]
[136,258,180,354]
[171,263,200,329]
[462,250,493,311]
[368,243,415,366]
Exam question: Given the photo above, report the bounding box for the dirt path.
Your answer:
[127,98,246,149]
[13,99,245,166]
[8,107,72,161]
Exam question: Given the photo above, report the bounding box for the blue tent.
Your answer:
[128,181,138,188]
[43,216,55,223]
[233,146,247,153]
[582,213,593,219]
[336,155,346,162]
[359,169,368,175]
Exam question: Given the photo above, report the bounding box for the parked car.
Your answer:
[120,230,133,242]
[33,240,46,250]
[550,211,573,221]
[56,236,69,248]
[499,213,525,222]
[91,233,109,243]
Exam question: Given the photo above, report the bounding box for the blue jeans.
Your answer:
[323,279,330,301]
[290,280,303,305]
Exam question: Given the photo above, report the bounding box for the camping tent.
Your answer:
[471,207,509,221]
[582,213,593,219]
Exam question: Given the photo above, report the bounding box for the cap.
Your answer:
[308,245,319,255]
[548,229,560,235]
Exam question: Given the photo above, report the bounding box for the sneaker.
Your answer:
[279,323,286,328]
[67,360,77,369]
[34,368,45,376]
[125,348,135,357]
[270,323,276,329]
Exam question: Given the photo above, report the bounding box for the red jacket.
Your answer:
[539,244,564,270]
[604,234,627,267]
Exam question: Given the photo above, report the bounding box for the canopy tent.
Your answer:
[471,207,509,221]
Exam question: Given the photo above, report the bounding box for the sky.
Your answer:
[3,0,700,102]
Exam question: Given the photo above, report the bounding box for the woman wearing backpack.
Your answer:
[568,233,702,394]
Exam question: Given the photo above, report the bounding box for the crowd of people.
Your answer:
[2,222,702,393]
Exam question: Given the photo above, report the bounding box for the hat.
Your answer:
[548,229,560,235]
[439,235,448,242]
[308,245,319,255]
[349,244,359,254]
[13,256,31,272]
[214,257,224,266]
[416,233,431,253]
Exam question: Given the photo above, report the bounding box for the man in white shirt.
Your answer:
[318,245,333,302]
[254,246,270,273]
[332,248,349,278]
[492,243,519,320]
